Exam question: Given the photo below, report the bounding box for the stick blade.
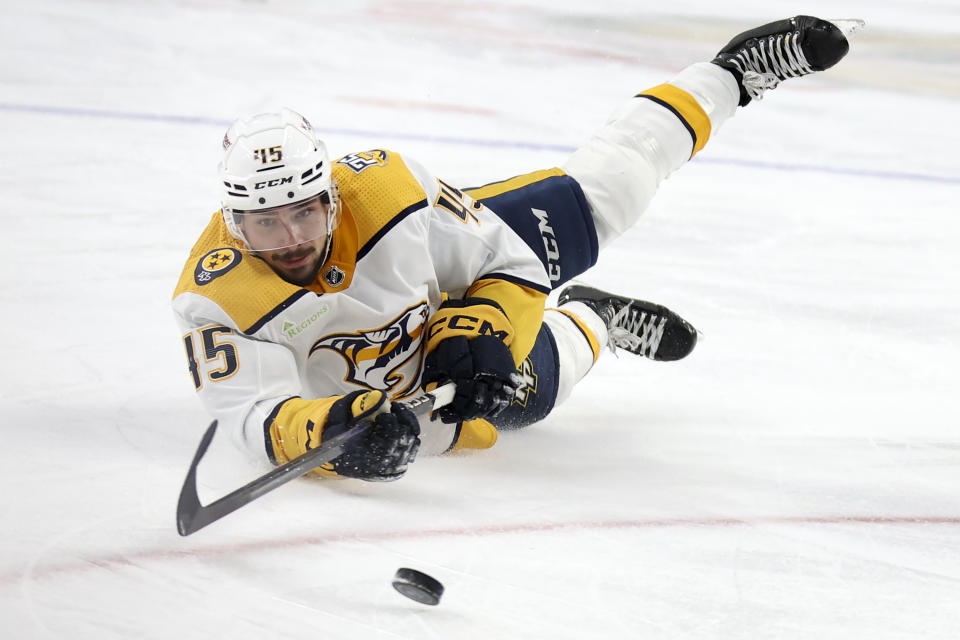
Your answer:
[173,384,457,535]
[176,420,218,536]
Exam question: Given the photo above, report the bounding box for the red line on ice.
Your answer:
[4,515,959,586]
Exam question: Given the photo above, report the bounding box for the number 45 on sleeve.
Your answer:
[182,325,239,390]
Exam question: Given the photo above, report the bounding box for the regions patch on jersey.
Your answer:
[336,150,389,174]
[194,248,242,286]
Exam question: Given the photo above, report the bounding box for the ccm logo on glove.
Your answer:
[427,314,509,341]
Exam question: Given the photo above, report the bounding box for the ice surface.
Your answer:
[1,1,959,638]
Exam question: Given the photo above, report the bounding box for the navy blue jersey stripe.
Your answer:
[244,289,312,335]
[356,198,429,261]
[439,296,507,315]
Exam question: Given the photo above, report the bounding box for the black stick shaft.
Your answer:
[176,385,455,536]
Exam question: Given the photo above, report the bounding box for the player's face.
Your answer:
[238,197,332,286]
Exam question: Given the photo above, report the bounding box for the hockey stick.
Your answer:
[176,383,457,536]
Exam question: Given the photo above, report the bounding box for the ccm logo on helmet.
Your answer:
[255,176,294,189]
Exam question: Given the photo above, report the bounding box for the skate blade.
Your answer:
[827,18,867,39]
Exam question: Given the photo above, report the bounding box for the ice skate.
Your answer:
[558,285,698,361]
[712,16,857,105]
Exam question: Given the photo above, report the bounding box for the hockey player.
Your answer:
[173,16,854,481]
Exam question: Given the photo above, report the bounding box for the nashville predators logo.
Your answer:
[336,150,388,174]
[512,357,538,407]
[194,248,241,285]
[310,301,430,397]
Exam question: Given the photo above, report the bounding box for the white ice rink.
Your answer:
[2,1,959,638]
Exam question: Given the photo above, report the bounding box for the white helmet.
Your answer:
[218,108,339,252]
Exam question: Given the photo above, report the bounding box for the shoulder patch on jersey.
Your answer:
[332,150,428,254]
[336,150,389,174]
[174,212,309,334]
[194,248,242,285]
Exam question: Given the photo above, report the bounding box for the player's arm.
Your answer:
[406,160,552,423]
[418,164,552,364]
[422,282,542,425]
[174,301,419,481]
[263,390,420,481]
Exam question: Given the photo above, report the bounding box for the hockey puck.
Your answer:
[391,568,444,605]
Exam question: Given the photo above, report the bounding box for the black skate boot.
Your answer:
[712,16,854,106]
[557,284,698,361]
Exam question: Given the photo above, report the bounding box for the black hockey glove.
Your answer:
[323,390,420,481]
[423,334,520,424]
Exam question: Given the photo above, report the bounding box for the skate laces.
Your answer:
[728,31,814,101]
[604,302,668,358]
[741,71,781,101]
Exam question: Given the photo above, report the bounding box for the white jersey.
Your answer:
[174,62,741,463]
[173,151,550,457]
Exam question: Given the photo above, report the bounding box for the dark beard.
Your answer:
[280,253,325,287]
[254,250,325,287]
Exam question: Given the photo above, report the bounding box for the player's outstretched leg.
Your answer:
[712,16,854,106]
[557,285,698,361]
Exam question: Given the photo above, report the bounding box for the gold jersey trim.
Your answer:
[173,212,308,334]
[466,277,547,365]
[554,308,601,364]
[333,150,428,252]
[635,85,712,158]
[465,167,567,201]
